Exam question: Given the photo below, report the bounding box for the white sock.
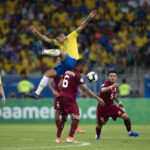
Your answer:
[43,49,60,56]
[35,76,49,95]
[128,131,131,135]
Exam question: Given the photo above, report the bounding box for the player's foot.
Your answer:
[75,127,85,133]
[95,135,101,140]
[37,40,44,55]
[129,131,139,137]
[66,136,79,143]
[55,137,64,143]
[27,92,40,99]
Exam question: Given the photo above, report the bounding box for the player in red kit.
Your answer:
[96,70,139,140]
[55,59,105,143]
[49,57,85,133]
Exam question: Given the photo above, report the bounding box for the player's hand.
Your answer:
[79,90,84,97]
[119,102,124,108]
[53,91,59,98]
[97,97,105,106]
[28,25,37,33]
[89,10,97,18]
[2,96,6,104]
[112,83,119,89]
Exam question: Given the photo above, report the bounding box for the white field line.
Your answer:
[0,141,91,150]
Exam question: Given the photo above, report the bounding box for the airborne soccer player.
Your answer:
[55,59,105,143]
[96,70,139,140]
[28,10,97,99]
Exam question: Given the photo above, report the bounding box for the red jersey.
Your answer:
[59,68,84,102]
[54,76,62,93]
[100,80,118,106]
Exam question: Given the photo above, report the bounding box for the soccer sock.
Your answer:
[96,126,101,136]
[43,49,60,56]
[55,119,60,128]
[57,119,66,137]
[35,76,49,95]
[124,119,131,132]
[69,119,79,137]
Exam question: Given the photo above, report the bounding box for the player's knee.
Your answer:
[121,113,129,120]
[45,69,57,78]
[71,114,79,120]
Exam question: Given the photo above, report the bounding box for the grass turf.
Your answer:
[0,124,150,150]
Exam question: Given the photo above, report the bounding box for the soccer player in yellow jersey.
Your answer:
[28,10,97,98]
[0,75,6,104]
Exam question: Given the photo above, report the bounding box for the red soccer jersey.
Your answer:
[54,76,62,93]
[59,68,84,102]
[100,80,118,106]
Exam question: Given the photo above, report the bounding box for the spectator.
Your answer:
[119,79,131,97]
[17,76,34,98]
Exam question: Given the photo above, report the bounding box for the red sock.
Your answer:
[55,120,60,128]
[96,126,102,136]
[57,119,66,137]
[69,119,79,137]
[124,119,131,132]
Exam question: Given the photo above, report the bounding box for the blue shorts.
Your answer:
[53,54,77,77]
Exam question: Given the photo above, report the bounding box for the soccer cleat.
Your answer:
[55,137,64,143]
[95,135,101,140]
[37,40,44,55]
[66,136,79,143]
[129,131,139,137]
[27,92,40,99]
[75,127,86,133]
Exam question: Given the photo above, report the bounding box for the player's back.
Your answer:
[59,68,84,101]
[99,80,117,106]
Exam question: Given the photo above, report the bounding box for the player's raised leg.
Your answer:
[120,113,139,137]
[67,114,80,143]
[30,52,76,98]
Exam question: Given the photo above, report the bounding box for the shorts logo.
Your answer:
[118,111,121,115]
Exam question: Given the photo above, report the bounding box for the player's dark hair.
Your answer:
[55,31,64,37]
[108,70,117,76]
[76,59,86,66]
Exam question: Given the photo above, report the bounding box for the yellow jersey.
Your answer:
[0,75,2,85]
[53,30,79,60]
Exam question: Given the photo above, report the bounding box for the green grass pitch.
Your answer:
[0,124,150,150]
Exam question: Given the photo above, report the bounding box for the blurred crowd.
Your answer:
[0,0,150,76]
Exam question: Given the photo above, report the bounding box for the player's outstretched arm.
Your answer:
[80,84,105,106]
[28,25,53,44]
[77,10,97,33]
[48,78,59,97]
[101,83,119,93]
[0,85,6,104]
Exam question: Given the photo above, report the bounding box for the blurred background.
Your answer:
[0,0,150,98]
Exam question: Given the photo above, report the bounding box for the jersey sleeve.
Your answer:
[76,74,84,85]
[52,39,61,47]
[67,30,79,39]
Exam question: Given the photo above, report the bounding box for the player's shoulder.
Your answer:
[101,80,110,88]
[67,30,79,38]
